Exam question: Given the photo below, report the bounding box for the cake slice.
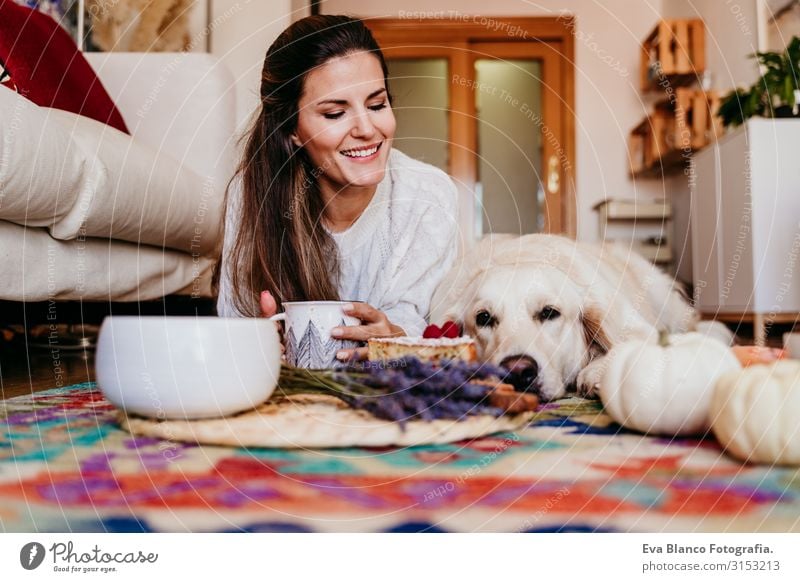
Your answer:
[367,336,478,363]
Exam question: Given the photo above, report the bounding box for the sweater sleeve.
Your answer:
[378,176,459,336]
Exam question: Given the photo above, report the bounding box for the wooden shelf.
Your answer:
[629,88,722,177]
[594,199,671,221]
[630,19,714,179]
[640,19,705,92]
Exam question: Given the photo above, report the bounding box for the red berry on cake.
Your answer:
[441,321,461,338]
[423,324,443,339]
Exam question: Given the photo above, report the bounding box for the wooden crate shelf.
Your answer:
[641,19,705,92]
[629,88,722,177]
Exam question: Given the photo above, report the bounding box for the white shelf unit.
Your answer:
[690,118,800,345]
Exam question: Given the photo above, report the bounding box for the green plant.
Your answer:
[718,36,800,127]
[717,87,761,127]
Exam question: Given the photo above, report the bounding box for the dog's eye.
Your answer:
[539,306,561,321]
[475,310,496,328]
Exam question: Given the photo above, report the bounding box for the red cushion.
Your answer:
[0,0,129,133]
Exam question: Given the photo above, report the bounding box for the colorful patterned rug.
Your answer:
[1,383,798,532]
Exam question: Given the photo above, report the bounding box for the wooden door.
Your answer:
[367,17,576,238]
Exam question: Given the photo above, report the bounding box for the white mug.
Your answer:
[270,301,360,368]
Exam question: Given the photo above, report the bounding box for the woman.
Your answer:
[216,15,459,360]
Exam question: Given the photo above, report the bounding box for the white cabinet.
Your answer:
[691,119,800,344]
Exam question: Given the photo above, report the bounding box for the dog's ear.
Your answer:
[430,235,508,328]
[430,266,487,329]
[429,283,465,328]
[429,304,466,331]
[581,305,614,356]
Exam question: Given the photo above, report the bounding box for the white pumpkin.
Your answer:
[710,360,800,465]
[598,332,741,435]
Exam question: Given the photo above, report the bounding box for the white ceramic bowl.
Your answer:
[96,316,281,419]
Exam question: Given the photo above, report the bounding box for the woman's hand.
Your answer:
[260,291,285,358]
[259,290,278,317]
[332,302,405,361]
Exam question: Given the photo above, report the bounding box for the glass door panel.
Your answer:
[474,59,543,236]
[384,59,450,172]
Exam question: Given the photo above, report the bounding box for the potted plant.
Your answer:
[718,36,800,128]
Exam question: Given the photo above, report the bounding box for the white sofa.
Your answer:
[0,52,237,302]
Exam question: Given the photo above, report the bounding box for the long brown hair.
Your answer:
[214,15,391,316]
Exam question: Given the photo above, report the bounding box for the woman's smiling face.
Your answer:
[291,50,396,193]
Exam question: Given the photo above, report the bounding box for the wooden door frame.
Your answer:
[366,17,577,237]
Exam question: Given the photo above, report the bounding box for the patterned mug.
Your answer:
[269,301,360,368]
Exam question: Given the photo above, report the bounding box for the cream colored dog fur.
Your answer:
[430,234,715,401]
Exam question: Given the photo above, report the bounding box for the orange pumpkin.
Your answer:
[731,346,786,367]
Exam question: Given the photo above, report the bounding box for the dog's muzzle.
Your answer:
[499,354,540,393]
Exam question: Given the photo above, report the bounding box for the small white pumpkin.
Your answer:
[710,360,800,465]
[598,331,741,435]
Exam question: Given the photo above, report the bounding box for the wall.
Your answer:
[323,0,668,241]
[209,0,299,128]
[765,4,800,51]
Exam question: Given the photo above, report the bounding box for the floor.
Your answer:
[0,344,95,400]
[0,297,214,400]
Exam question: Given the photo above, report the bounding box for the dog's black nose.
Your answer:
[499,355,540,392]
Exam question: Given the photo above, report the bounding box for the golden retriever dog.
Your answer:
[430,234,722,401]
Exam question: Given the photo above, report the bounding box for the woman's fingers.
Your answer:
[329,302,408,361]
[260,291,284,342]
[260,290,278,317]
[333,302,381,342]
[332,302,404,342]
[331,324,373,342]
[336,347,369,361]
[342,301,381,323]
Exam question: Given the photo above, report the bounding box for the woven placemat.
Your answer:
[119,393,534,449]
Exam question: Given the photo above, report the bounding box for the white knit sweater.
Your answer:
[216,148,460,336]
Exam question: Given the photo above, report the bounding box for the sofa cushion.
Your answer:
[0,85,220,256]
[0,219,214,302]
[83,52,238,198]
[0,0,129,133]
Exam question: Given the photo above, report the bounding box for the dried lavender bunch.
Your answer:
[277,357,520,425]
